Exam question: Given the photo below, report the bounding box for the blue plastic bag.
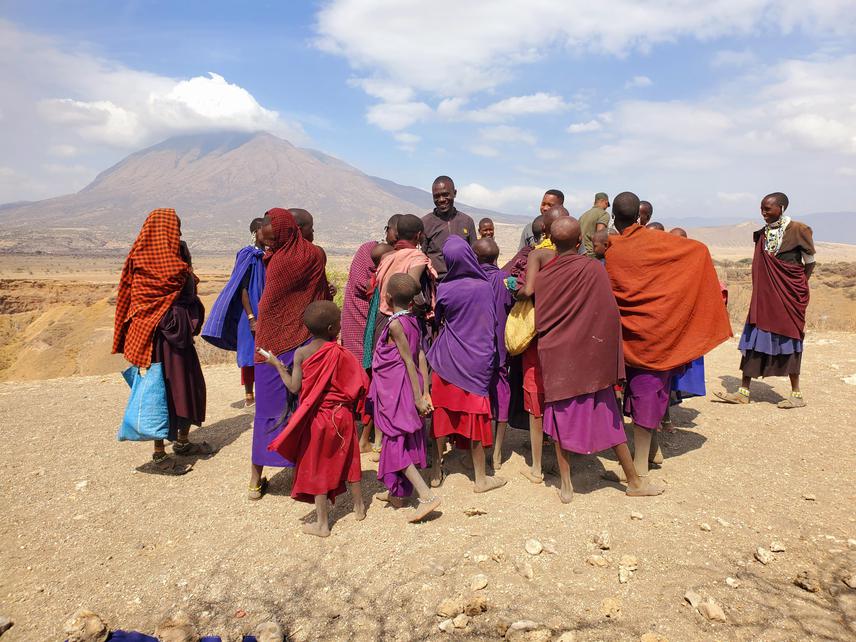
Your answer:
[118,363,170,441]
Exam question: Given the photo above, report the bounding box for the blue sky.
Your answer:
[2,1,855,218]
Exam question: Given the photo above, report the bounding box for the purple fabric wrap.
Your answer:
[427,236,497,397]
[738,322,802,356]
[481,262,514,365]
[624,366,681,430]
[543,386,627,454]
[251,345,302,467]
[370,313,427,497]
[490,364,511,423]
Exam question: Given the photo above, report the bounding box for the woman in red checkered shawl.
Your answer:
[113,208,208,475]
[248,207,332,498]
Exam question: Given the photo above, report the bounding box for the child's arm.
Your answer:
[517,249,543,299]
[257,347,302,394]
[389,320,430,415]
[417,348,432,412]
[288,350,305,395]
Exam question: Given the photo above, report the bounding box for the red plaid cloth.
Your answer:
[341,240,377,362]
[254,208,331,361]
[112,209,190,367]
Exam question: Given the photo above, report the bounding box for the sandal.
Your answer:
[173,441,217,456]
[713,389,750,405]
[248,477,268,500]
[137,452,192,476]
[777,393,806,409]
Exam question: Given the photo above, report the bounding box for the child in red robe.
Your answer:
[261,301,368,538]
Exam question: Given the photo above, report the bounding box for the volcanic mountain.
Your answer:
[0,131,520,254]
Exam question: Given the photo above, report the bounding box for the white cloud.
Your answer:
[625,75,652,89]
[0,21,305,202]
[457,183,545,211]
[393,131,420,151]
[468,93,569,122]
[467,145,500,158]
[317,1,856,96]
[366,101,431,131]
[567,119,602,134]
[479,125,536,145]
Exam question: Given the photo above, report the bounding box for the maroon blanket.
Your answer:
[535,253,625,402]
[748,235,809,340]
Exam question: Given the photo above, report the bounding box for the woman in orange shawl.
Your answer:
[113,209,208,475]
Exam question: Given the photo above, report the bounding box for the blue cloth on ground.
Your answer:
[201,245,265,367]
[118,364,170,441]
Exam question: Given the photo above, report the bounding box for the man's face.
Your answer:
[639,204,652,226]
[479,222,495,238]
[432,181,456,213]
[298,216,314,243]
[540,194,561,214]
[597,198,610,210]
[760,197,781,225]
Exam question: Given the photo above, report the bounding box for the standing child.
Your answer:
[370,273,442,522]
[261,301,367,538]
[427,236,505,493]
[478,218,496,239]
[474,237,515,469]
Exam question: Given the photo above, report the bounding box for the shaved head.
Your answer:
[638,200,653,226]
[531,214,545,240]
[551,216,581,254]
[612,192,640,231]
[670,227,687,238]
[473,237,499,264]
[647,221,665,231]
[543,205,570,237]
[289,208,314,242]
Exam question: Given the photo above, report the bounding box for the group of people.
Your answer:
[112,178,816,537]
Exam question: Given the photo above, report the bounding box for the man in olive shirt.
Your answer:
[579,192,611,257]
[422,175,477,279]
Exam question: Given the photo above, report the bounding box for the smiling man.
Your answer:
[422,176,477,279]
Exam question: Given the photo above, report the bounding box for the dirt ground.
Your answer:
[1,331,855,641]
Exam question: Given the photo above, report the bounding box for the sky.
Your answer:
[1,0,855,219]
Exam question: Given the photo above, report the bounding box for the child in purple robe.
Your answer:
[474,237,514,470]
[369,273,442,522]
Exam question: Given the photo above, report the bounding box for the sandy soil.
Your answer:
[1,333,855,641]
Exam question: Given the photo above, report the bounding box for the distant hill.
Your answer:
[663,212,856,245]
[0,131,522,254]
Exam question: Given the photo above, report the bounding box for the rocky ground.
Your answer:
[1,333,855,641]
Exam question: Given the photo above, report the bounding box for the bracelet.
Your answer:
[247,314,256,321]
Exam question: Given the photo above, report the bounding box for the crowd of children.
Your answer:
[121,180,813,538]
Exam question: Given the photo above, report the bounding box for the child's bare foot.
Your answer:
[353,501,367,521]
[429,463,444,488]
[491,452,503,470]
[408,496,441,522]
[520,469,544,484]
[474,476,507,493]
[649,447,664,465]
[377,491,405,508]
[302,521,331,537]
[556,487,573,504]
[626,478,665,497]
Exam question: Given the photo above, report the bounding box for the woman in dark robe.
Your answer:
[715,192,815,408]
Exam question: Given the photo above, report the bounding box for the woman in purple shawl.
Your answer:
[427,236,506,493]
[202,218,270,406]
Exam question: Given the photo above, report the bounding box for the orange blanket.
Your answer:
[605,225,731,371]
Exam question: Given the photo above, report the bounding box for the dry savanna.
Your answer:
[0,238,855,641]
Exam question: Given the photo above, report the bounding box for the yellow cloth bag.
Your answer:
[504,298,536,356]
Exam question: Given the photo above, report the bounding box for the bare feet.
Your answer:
[408,496,441,522]
[491,452,502,470]
[474,476,507,493]
[302,521,331,537]
[429,463,444,488]
[520,469,544,484]
[626,478,666,497]
[649,447,664,465]
[353,501,367,521]
[377,491,405,508]
[556,487,573,504]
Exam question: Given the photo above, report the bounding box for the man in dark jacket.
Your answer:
[422,175,476,279]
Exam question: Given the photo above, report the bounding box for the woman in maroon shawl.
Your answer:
[249,208,331,498]
[715,193,815,409]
